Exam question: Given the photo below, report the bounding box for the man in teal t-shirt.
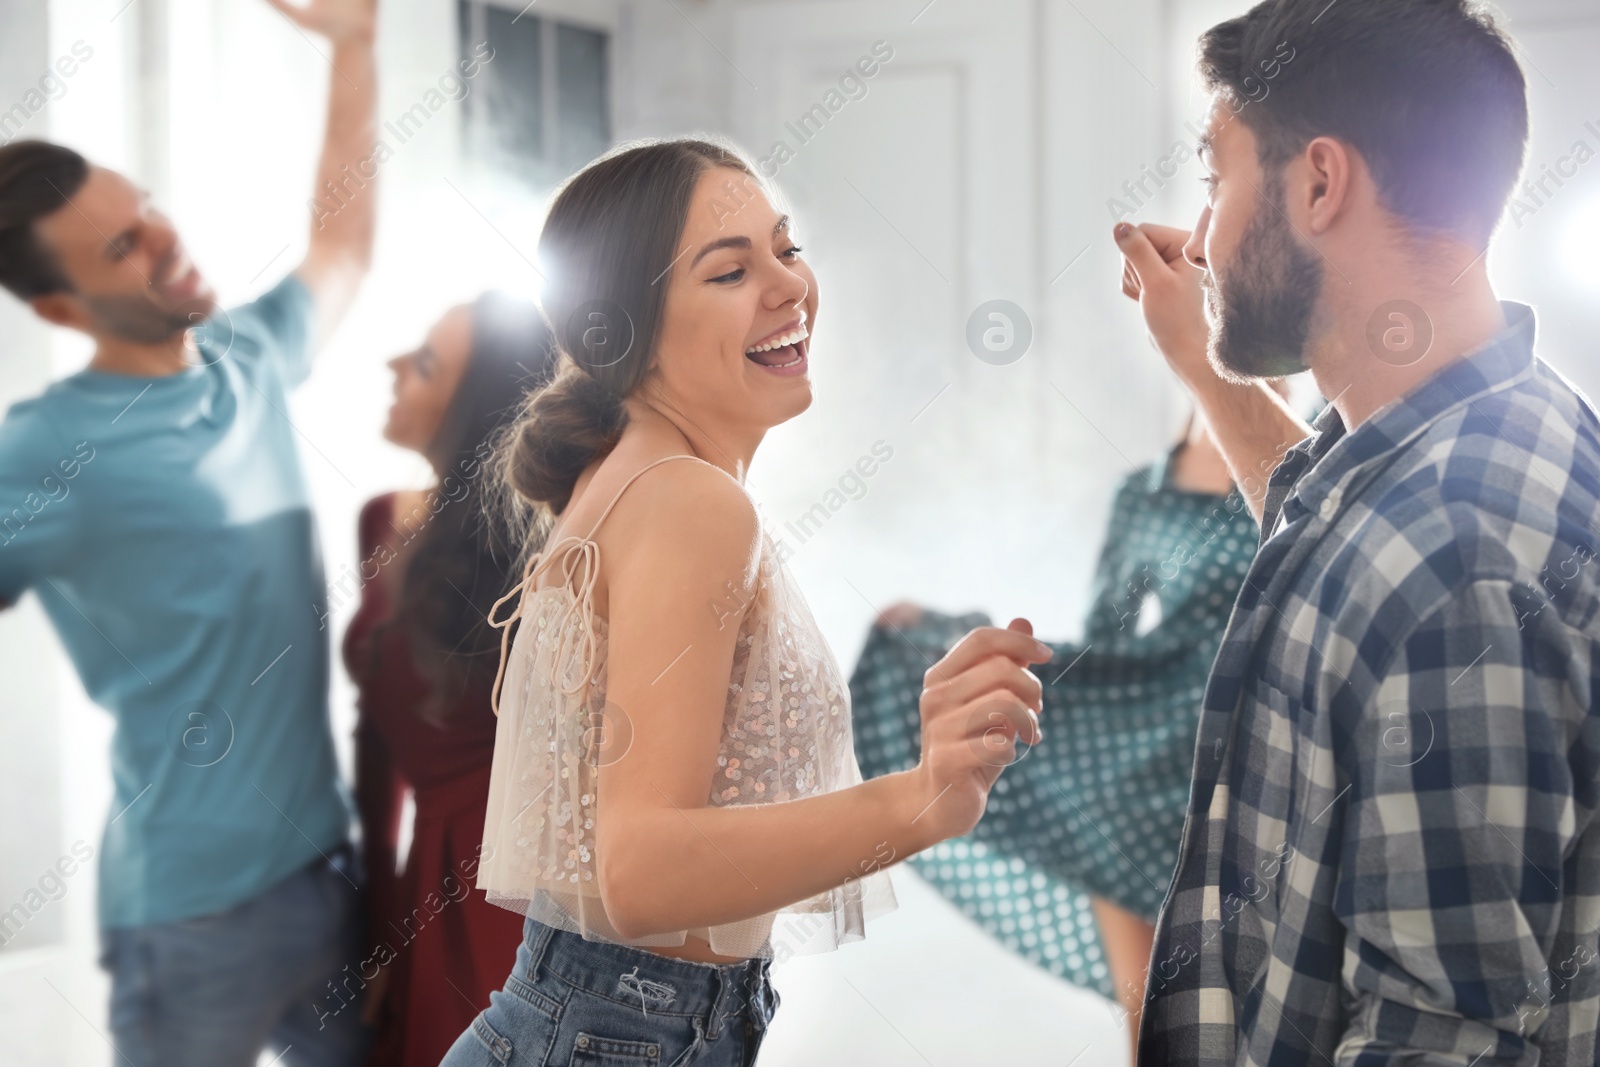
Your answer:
[1,274,350,924]
[0,1,378,1063]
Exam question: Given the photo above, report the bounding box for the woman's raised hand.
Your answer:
[908,618,1050,844]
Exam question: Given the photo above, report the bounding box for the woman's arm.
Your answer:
[592,462,1050,939]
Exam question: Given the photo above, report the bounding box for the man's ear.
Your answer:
[1301,136,1354,237]
[30,292,88,332]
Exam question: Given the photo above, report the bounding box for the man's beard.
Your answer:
[1203,175,1324,382]
[84,291,215,346]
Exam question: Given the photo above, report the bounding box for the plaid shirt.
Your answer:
[1139,302,1600,1066]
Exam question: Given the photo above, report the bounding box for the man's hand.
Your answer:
[1111,220,1311,523]
[263,0,376,44]
[1114,222,1212,388]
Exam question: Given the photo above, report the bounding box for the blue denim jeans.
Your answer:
[440,917,781,1067]
[99,843,373,1067]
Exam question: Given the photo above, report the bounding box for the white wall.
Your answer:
[1485,0,1600,398]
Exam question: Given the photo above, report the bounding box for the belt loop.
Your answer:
[727,961,757,1018]
[754,960,770,1017]
[704,967,727,1041]
[526,920,558,982]
[754,960,772,1020]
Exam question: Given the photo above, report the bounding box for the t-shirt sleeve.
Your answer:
[222,273,318,391]
[0,406,90,604]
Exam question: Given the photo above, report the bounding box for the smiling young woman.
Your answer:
[437,139,1053,1067]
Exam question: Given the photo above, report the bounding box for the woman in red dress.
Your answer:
[343,291,556,1067]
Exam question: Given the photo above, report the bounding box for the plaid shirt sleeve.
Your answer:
[1333,577,1597,1065]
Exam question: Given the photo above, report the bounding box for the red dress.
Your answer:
[343,494,524,1067]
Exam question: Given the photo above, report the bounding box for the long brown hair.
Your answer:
[377,291,556,722]
[498,138,762,527]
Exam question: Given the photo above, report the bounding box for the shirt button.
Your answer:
[1319,490,1342,520]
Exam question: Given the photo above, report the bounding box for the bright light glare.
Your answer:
[1561,197,1600,290]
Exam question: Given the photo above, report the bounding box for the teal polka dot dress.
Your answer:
[849,452,1259,997]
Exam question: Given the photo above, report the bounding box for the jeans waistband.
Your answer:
[523,918,772,1032]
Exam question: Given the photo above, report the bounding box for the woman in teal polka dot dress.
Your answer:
[851,415,1258,1050]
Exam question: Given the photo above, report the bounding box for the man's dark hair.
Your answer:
[1198,0,1528,244]
[0,139,89,299]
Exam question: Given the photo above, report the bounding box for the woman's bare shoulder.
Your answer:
[595,447,762,589]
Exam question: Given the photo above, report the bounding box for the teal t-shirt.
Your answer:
[0,274,351,929]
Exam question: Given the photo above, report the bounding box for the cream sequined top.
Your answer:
[478,454,897,959]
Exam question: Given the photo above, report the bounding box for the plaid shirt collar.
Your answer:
[1261,301,1540,544]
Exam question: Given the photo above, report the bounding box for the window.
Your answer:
[457,1,611,189]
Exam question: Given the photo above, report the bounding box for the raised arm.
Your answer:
[593,463,1050,939]
[1113,222,1310,523]
[266,0,378,352]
